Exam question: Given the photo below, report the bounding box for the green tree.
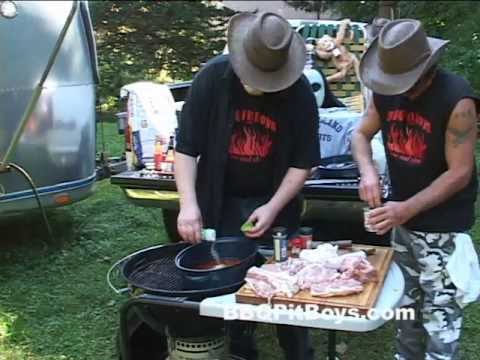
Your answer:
[285,1,378,21]
[90,1,232,111]
[284,1,480,91]
[285,1,334,19]
[399,1,480,92]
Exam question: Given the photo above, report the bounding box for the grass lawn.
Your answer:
[0,122,479,360]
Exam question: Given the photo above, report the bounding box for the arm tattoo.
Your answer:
[447,108,477,147]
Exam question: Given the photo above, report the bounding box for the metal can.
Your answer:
[272,226,288,262]
[299,227,313,249]
[363,206,376,232]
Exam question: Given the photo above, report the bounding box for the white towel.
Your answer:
[446,233,480,308]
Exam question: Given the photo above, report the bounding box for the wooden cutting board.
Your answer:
[236,245,394,315]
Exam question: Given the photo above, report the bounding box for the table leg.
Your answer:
[328,330,337,360]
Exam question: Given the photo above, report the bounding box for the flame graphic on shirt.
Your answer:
[228,109,277,163]
[229,127,273,162]
[387,124,427,164]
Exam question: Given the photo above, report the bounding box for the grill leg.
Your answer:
[328,330,337,360]
[119,301,135,360]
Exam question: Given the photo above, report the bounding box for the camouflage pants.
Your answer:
[392,226,463,360]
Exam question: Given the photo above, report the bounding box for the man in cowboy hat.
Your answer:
[175,11,319,360]
[352,19,479,359]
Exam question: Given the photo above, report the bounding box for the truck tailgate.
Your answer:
[111,170,362,202]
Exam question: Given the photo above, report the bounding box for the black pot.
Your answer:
[175,237,258,290]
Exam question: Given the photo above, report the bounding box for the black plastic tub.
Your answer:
[175,237,258,290]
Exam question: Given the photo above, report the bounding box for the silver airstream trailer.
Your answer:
[0,0,98,216]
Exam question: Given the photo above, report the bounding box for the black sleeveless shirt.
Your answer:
[374,69,479,232]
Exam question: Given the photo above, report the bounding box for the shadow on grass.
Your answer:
[0,209,74,243]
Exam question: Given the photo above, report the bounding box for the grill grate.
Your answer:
[125,243,188,292]
[121,242,246,298]
[130,257,183,290]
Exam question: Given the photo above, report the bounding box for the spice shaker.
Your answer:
[272,226,288,262]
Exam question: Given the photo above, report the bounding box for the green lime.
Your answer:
[241,220,255,232]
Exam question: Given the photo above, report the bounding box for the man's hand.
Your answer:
[177,204,203,244]
[244,203,279,238]
[359,167,382,208]
[367,201,415,235]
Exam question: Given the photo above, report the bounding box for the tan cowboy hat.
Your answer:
[360,19,449,95]
[227,11,306,93]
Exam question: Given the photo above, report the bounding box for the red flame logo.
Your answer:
[388,125,427,164]
[229,127,273,162]
[228,109,277,163]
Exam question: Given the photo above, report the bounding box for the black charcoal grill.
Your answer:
[109,239,379,360]
[108,242,255,360]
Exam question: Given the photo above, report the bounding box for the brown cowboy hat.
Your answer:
[227,11,306,93]
[360,19,449,95]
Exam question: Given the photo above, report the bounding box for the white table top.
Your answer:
[199,262,405,332]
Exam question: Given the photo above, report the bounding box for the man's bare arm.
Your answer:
[403,98,477,217]
[352,100,382,172]
[245,168,309,237]
[268,168,310,212]
[351,99,383,207]
[175,153,198,207]
[175,152,202,243]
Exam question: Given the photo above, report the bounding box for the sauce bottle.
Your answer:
[154,135,165,171]
[163,135,175,173]
[299,227,313,249]
[125,121,134,171]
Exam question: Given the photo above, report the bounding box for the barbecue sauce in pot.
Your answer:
[194,258,242,270]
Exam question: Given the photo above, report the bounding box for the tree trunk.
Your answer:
[378,0,397,19]
[318,1,324,20]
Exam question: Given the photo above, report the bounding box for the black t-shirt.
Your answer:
[176,55,320,229]
[374,69,479,232]
[224,81,278,196]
